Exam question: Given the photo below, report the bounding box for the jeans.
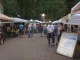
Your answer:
[47,33,54,44]
[28,31,31,38]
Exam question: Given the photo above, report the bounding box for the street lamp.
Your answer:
[42,13,45,17]
[41,13,46,22]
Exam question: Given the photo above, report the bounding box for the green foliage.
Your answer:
[3,0,20,17]
[2,0,78,21]
[65,0,77,13]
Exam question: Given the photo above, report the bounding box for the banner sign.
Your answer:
[57,32,78,58]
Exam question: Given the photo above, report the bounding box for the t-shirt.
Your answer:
[19,24,23,30]
[47,25,54,33]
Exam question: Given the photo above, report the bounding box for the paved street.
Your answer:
[0,33,80,60]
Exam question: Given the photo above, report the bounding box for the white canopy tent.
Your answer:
[35,20,43,23]
[11,18,43,23]
[61,14,80,25]
[61,1,80,25]
[0,14,13,27]
[11,18,28,23]
[27,19,43,23]
[71,2,80,14]
[68,14,80,25]
[0,14,12,21]
[52,19,61,24]
[27,19,37,23]
[0,22,12,23]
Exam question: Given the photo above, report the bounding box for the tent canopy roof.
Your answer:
[61,15,68,21]
[62,14,80,25]
[11,18,28,23]
[0,14,12,21]
[71,2,80,14]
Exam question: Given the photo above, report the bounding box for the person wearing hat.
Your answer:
[47,23,55,45]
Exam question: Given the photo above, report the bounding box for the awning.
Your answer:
[0,14,12,21]
[62,14,80,25]
[35,20,43,23]
[11,18,28,23]
[61,15,68,21]
[0,22,12,23]
[71,2,80,14]
[60,14,70,24]
[27,19,42,23]
[52,20,61,24]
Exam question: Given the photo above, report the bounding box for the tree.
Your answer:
[2,0,78,21]
[3,0,20,17]
[65,0,77,13]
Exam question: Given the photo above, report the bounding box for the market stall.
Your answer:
[0,14,13,44]
[11,17,30,35]
[57,2,80,58]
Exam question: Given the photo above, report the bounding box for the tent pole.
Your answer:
[70,24,71,32]
[12,23,14,38]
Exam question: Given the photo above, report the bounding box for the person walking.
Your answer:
[18,23,23,35]
[38,24,43,37]
[57,23,63,42]
[27,24,32,38]
[31,24,34,37]
[47,23,55,45]
[43,24,47,37]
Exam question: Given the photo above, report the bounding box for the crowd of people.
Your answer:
[1,22,63,46]
[45,23,63,47]
[26,23,63,47]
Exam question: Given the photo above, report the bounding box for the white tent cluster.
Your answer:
[61,14,80,25]
[11,18,28,23]
[54,2,80,25]
[0,13,43,24]
[0,16,44,24]
[27,19,43,23]
[5,18,43,23]
[71,2,80,14]
[52,19,61,24]
[35,20,43,23]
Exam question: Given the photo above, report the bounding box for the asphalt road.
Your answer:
[0,33,80,60]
